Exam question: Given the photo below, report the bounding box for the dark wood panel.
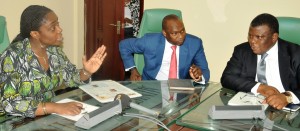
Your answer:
[85,0,124,81]
[85,0,144,81]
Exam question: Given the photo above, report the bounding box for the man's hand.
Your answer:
[189,65,202,82]
[264,93,289,110]
[257,84,288,109]
[257,84,280,97]
[130,68,142,81]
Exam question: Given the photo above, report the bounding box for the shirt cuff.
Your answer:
[125,66,136,72]
[194,75,205,84]
[251,83,261,96]
[287,91,300,104]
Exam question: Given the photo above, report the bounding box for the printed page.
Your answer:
[79,80,142,103]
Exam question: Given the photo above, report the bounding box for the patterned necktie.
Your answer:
[169,46,177,101]
[257,53,268,84]
[169,46,177,79]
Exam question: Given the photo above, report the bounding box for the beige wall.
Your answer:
[145,0,300,82]
[0,0,84,68]
[1,0,300,82]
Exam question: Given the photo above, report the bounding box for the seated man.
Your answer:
[221,13,300,110]
[119,14,210,84]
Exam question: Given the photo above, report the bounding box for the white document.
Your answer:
[79,80,142,103]
[53,98,99,121]
[228,92,268,109]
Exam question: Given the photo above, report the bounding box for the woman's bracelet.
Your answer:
[82,68,91,77]
[42,102,48,115]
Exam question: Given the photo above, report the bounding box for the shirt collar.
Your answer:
[165,39,172,48]
[266,41,278,57]
[165,39,179,48]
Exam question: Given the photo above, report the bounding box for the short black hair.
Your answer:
[250,13,279,34]
[162,14,181,30]
[12,5,52,43]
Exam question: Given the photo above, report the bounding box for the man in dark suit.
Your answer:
[221,13,300,109]
[119,14,209,84]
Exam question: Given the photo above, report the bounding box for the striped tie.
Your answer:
[257,53,268,84]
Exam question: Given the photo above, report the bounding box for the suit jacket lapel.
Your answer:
[243,43,258,79]
[249,51,258,79]
[278,40,290,89]
[179,42,188,79]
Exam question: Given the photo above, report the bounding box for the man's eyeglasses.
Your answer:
[239,93,265,105]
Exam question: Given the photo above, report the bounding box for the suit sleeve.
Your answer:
[193,39,210,83]
[119,37,147,69]
[290,48,300,100]
[221,45,257,92]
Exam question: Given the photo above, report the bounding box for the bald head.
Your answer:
[162,14,186,46]
[162,14,182,30]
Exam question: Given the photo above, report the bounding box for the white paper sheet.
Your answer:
[79,80,142,103]
[228,92,269,110]
[53,98,99,121]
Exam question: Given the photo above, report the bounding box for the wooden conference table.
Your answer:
[0,80,221,131]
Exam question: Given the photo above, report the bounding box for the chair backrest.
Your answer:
[134,8,182,74]
[0,16,10,53]
[277,17,300,45]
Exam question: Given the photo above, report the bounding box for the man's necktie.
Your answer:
[169,46,177,79]
[169,46,177,101]
[257,53,268,84]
